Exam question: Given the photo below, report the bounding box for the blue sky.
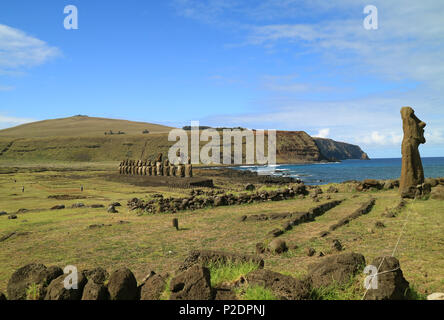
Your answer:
[0,0,443,158]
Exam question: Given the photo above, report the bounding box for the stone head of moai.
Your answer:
[400,107,427,197]
[401,107,426,146]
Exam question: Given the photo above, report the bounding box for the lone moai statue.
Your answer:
[399,107,427,198]
[172,218,179,231]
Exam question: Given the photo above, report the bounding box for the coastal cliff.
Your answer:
[313,137,370,161]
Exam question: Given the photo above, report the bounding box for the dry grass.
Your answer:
[0,168,442,298]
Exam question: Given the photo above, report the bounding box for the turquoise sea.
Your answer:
[234,157,444,185]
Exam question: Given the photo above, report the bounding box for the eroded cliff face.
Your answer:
[276,131,326,163]
[313,138,370,161]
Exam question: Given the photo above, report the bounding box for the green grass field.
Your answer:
[0,166,442,299]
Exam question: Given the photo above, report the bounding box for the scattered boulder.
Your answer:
[71,203,85,208]
[427,293,444,300]
[375,221,386,228]
[107,205,118,213]
[308,252,366,288]
[430,185,444,200]
[0,211,7,216]
[425,178,438,187]
[383,180,399,190]
[268,239,288,254]
[107,268,138,300]
[8,215,17,220]
[364,256,410,300]
[111,202,122,207]
[245,184,255,191]
[306,248,316,257]
[140,274,167,300]
[246,269,311,300]
[81,281,109,300]
[51,205,65,210]
[170,265,213,300]
[332,239,343,252]
[80,267,111,300]
[327,186,339,193]
[357,179,383,191]
[7,264,63,300]
[255,243,266,255]
[282,221,292,231]
[45,272,87,300]
[268,228,284,238]
[0,292,6,300]
[84,267,109,284]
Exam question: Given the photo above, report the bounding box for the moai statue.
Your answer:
[138,160,143,175]
[185,157,193,178]
[147,160,153,176]
[132,161,137,175]
[399,107,427,198]
[169,163,176,177]
[177,163,185,178]
[157,161,163,176]
[152,160,157,176]
[119,161,123,174]
[142,165,147,176]
[163,160,170,176]
[154,153,163,176]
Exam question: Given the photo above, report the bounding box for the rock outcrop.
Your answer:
[307,252,366,288]
[169,265,213,300]
[107,268,138,300]
[364,256,410,300]
[245,269,311,300]
[7,264,63,300]
[314,138,370,161]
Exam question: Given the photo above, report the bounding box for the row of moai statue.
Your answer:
[119,154,193,178]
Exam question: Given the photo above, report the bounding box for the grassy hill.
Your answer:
[0,115,173,138]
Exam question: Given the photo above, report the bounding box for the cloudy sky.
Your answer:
[0,0,443,158]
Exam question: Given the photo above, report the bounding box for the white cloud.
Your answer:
[0,24,60,70]
[358,131,400,146]
[0,115,35,130]
[316,128,330,138]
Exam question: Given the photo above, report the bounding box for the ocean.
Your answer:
[233,157,444,185]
